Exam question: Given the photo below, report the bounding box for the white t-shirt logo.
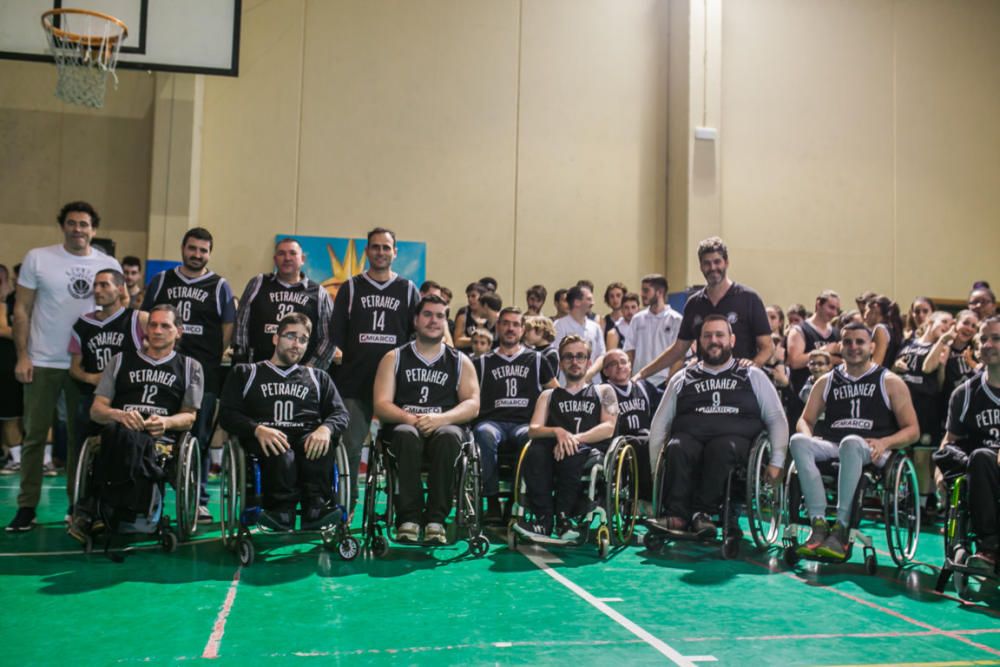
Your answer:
[67,266,94,299]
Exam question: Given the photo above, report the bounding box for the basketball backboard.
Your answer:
[0,0,240,75]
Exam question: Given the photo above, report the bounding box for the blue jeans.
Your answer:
[473,420,529,496]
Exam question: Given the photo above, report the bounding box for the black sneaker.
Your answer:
[555,513,580,541]
[691,512,717,540]
[197,505,214,524]
[301,504,341,531]
[259,509,294,532]
[6,507,36,532]
[514,514,552,538]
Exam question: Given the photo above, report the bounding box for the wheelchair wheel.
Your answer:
[333,440,352,515]
[362,442,391,547]
[952,547,971,599]
[781,463,811,554]
[509,441,532,523]
[596,525,610,559]
[370,535,389,558]
[219,439,244,549]
[469,535,490,558]
[606,438,639,547]
[72,436,100,510]
[175,435,201,542]
[883,453,920,567]
[455,442,482,536]
[722,536,740,560]
[161,530,178,553]
[644,532,665,553]
[237,536,255,566]
[338,535,361,561]
[506,520,519,551]
[746,433,783,549]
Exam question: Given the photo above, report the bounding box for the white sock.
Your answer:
[210,448,223,466]
[44,444,53,465]
[9,445,21,463]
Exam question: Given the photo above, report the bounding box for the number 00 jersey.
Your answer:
[475,346,554,423]
[332,273,420,400]
[220,361,350,440]
[69,308,143,374]
[96,349,204,418]
[393,342,462,414]
[816,364,898,440]
[946,373,1000,449]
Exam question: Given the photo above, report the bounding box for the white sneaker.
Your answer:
[397,522,420,543]
[424,522,447,544]
[0,460,20,475]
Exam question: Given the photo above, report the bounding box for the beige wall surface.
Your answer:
[0,59,154,269]
[719,0,1000,311]
[199,0,670,308]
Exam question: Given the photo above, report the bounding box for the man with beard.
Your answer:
[121,256,145,309]
[472,307,557,523]
[790,322,919,559]
[648,315,788,538]
[233,237,334,368]
[514,336,619,540]
[624,274,682,386]
[635,237,772,381]
[142,227,235,523]
[220,313,350,531]
[373,295,479,544]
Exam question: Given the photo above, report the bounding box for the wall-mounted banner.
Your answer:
[276,234,427,300]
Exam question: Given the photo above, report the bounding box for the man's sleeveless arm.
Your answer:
[317,371,350,437]
[647,371,683,469]
[943,382,970,444]
[232,274,263,361]
[219,364,259,439]
[748,367,790,467]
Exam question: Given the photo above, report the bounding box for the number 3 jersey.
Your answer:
[393,342,462,414]
[69,308,144,376]
[816,364,898,440]
[946,372,1000,449]
[220,361,350,441]
[96,349,204,418]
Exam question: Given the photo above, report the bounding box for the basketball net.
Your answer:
[42,10,128,109]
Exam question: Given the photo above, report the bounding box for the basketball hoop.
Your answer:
[41,8,129,109]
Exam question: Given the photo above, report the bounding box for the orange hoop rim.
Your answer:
[41,8,129,48]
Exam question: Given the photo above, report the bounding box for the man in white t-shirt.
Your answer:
[554,285,605,382]
[625,274,682,387]
[7,202,121,532]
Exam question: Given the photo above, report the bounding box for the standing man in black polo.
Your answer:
[332,228,420,511]
[142,227,235,523]
[635,237,772,381]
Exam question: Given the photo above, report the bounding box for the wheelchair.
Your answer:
[644,432,783,559]
[219,436,359,567]
[71,430,201,554]
[506,435,640,558]
[935,474,999,598]
[361,427,489,558]
[781,450,920,573]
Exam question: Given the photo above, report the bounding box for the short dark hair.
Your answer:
[498,306,523,323]
[466,282,488,297]
[440,286,453,303]
[566,285,590,309]
[970,285,997,304]
[58,201,100,228]
[367,227,396,244]
[149,303,180,325]
[478,276,498,292]
[576,279,594,292]
[182,227,214,250]
[554,288,568,303]
[816,289,840,305]
[603,282,628,306]
[841,321,873,338]
[622,292,640,306]
[526,284,547,302]
[480,293,503,312]
[641,274,668,293]
[95,268,125,287]
[274,237,302,251]
[420,280,442,294]
[696,236,727,261]
[277,311,312,336]
[701,313,732,333]
[121,255,142,270]
[416,294,448,312]
[787,303,809,319]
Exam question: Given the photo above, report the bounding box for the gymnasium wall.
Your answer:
[0,60,153,268]
[717,0,1000,310]
[199,0,670,307]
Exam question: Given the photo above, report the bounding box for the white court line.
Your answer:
[202,566,243,659]
[517,544,712,667]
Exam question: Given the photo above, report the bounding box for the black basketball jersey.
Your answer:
[143,268,231,369]
[476,346,553,423]
[71,308,143,374]
[393,342,462,414]
[789,320,839,393]
[240,274,323,364]
[817,364,898,440]
[896,338,940,397]
[230,361,328,438]
[333,273,419,399]
[672,361,764,439]
[546,385,604,434]
[945,344,978,398]
[106,349,199,418]
[538,343,559,378]
[610,380,659,437]
[947,373,1000,449]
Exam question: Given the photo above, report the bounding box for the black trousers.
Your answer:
[967,447,1000,549]
[388,424,464,525]
[241,434,334,513]
[662,432,751,518]
[522,438,604,518]
[628,437,652,502]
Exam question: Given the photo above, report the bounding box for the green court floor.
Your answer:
[1,476,999,666]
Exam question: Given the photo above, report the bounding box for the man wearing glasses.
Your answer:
[220,313,349,531]
[515,336,619,540]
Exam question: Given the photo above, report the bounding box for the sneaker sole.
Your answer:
[5,523,35,533]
